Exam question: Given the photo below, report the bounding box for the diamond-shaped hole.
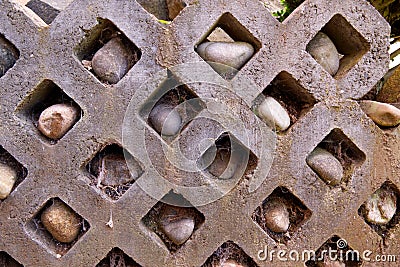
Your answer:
[305,235,362,266]
[201,240,259,267]
[25,197,90,257]
[0,33,19,78]
[86,143,144,201]
[137,0,187,21]
[252,186,312,244]
[358,181,400,238]
[16,79,82,144]
[96,247,141,267]
[140,74,205,142]
[306,14,370,79]
[74,18,141,85]
[0,251,23,267]
[195,12,262,80]
[25,0,60,24]
[306,128,366,187]
[197,132,258,181]
[0,145,28,201]
[141,191,205,252]
[253,71,317,132]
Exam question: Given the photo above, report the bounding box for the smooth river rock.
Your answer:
[306,147,343,186]
[0,163,17,200]
[364,187,397,225]
[263,199,290,233]
[149,104,182,136]
[359,100,400,127]
[92,37,130,84]
[38,103,79,140]
[41,199,81,243]
[159,206,195,245]
[306,32,340,76]
[258,96,291,131]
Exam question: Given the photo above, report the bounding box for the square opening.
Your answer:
[74,18,141,85]
[0,33,19,78]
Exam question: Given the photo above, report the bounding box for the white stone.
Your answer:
[263,199,290,233]
[149,104,182,136]
[364,188,397,225]
[0,163,17,200]
[257,97,291,131]
[307,148,343,186]
[359,100,400,127]
[160,217,195,245]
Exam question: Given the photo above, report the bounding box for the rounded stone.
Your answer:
[197,41,254,71]
[359,100,400,127]
[306,147,344,186]
[41,200,81,243]
[37,103,79,140]
[220,260,246,267]
[257,96,291,131]
[306,32,340,76]
[263,199,290,233]
[159,206,195,245]
[0,163,17,200]
[99,153,142,186]
[92,37,130,84]
[149,104,182,136]
[364,188,397,225]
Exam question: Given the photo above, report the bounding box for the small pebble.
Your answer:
[149,104,182,136]
[99,154,142,186]
[37,103,79,140]
[159,206,195,245]
[364,187,397,225]
[0,163,17,200]
[197,41,254,77]
[263,199,290,233]
[41,200,81,243]
[306,147,343,186]
[220,260,246,267]
[0,36,18,77]
[359,100,400,127]
[306,32,340,76]
[92,37,130,84]
[257,96,291,131]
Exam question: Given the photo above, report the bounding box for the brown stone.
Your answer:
[263,198,290,233]
[359,100,400,127]
[377,66,400,103]
[99,153,142,186]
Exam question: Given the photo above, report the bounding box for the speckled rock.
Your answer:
[99,154,142,186]
[0,36,18,77]
[0,163,17,200]
[263,199,290,233]
[37,103,79,140]
[159,206,195,245]
[359,100,400,127]
[306,32,340,76]
[306,147,343,186]
[92,37,130,84]
[364,187,397,225]
[257,96,291,131]
[149,104,182,136]
[220,260,246,267]
[41,200,81,243]
[197,41,254,75]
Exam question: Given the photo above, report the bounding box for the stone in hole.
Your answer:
[0,145,28,200]
[16,79,82,144]
[305,235,362,267]
[74,18,141,85]
[201,240,258,267]
[306,14,370,79]
[141,191,205,252]
[253,71,317,131]
[26,0,60,24]
[86,143,143,201]
[137,0,187,21]
[307,128,366,187]
[142,74,205,141]
[0,251,23,267]
[96,247,141,267]
[197,132,258,181]
[0,33,19,78]
[195,12,262,80]
[252,186,312,244]
[26,197,90,257]
[358,181,400,239]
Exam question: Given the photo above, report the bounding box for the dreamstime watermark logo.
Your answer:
[257,238,397,264]
[121,62,277,206]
